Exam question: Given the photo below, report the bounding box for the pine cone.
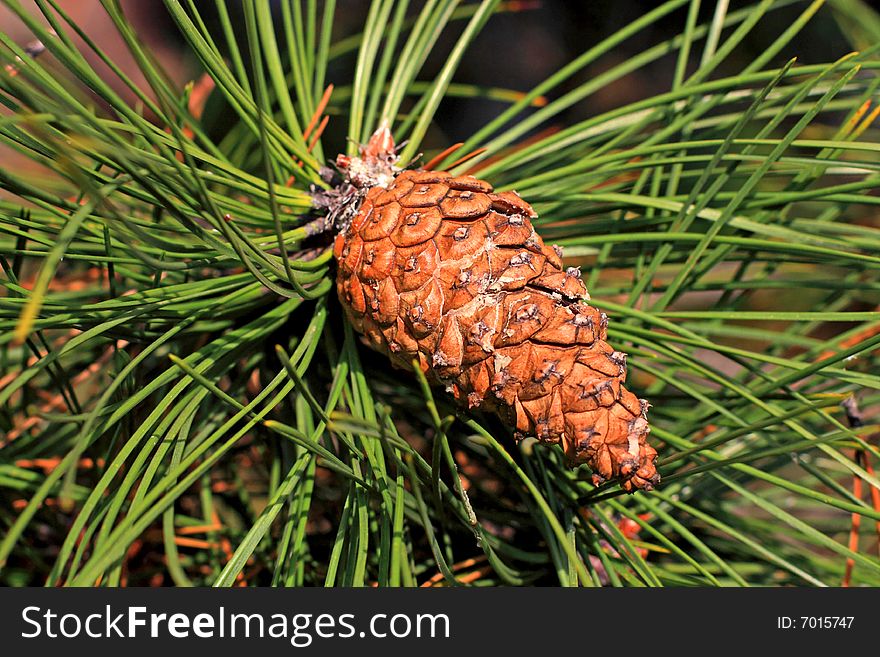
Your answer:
[327,128,659,492]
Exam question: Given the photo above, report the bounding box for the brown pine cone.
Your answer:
[326,128,659,492]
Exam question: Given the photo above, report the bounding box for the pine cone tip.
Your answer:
[570,409,660,493]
